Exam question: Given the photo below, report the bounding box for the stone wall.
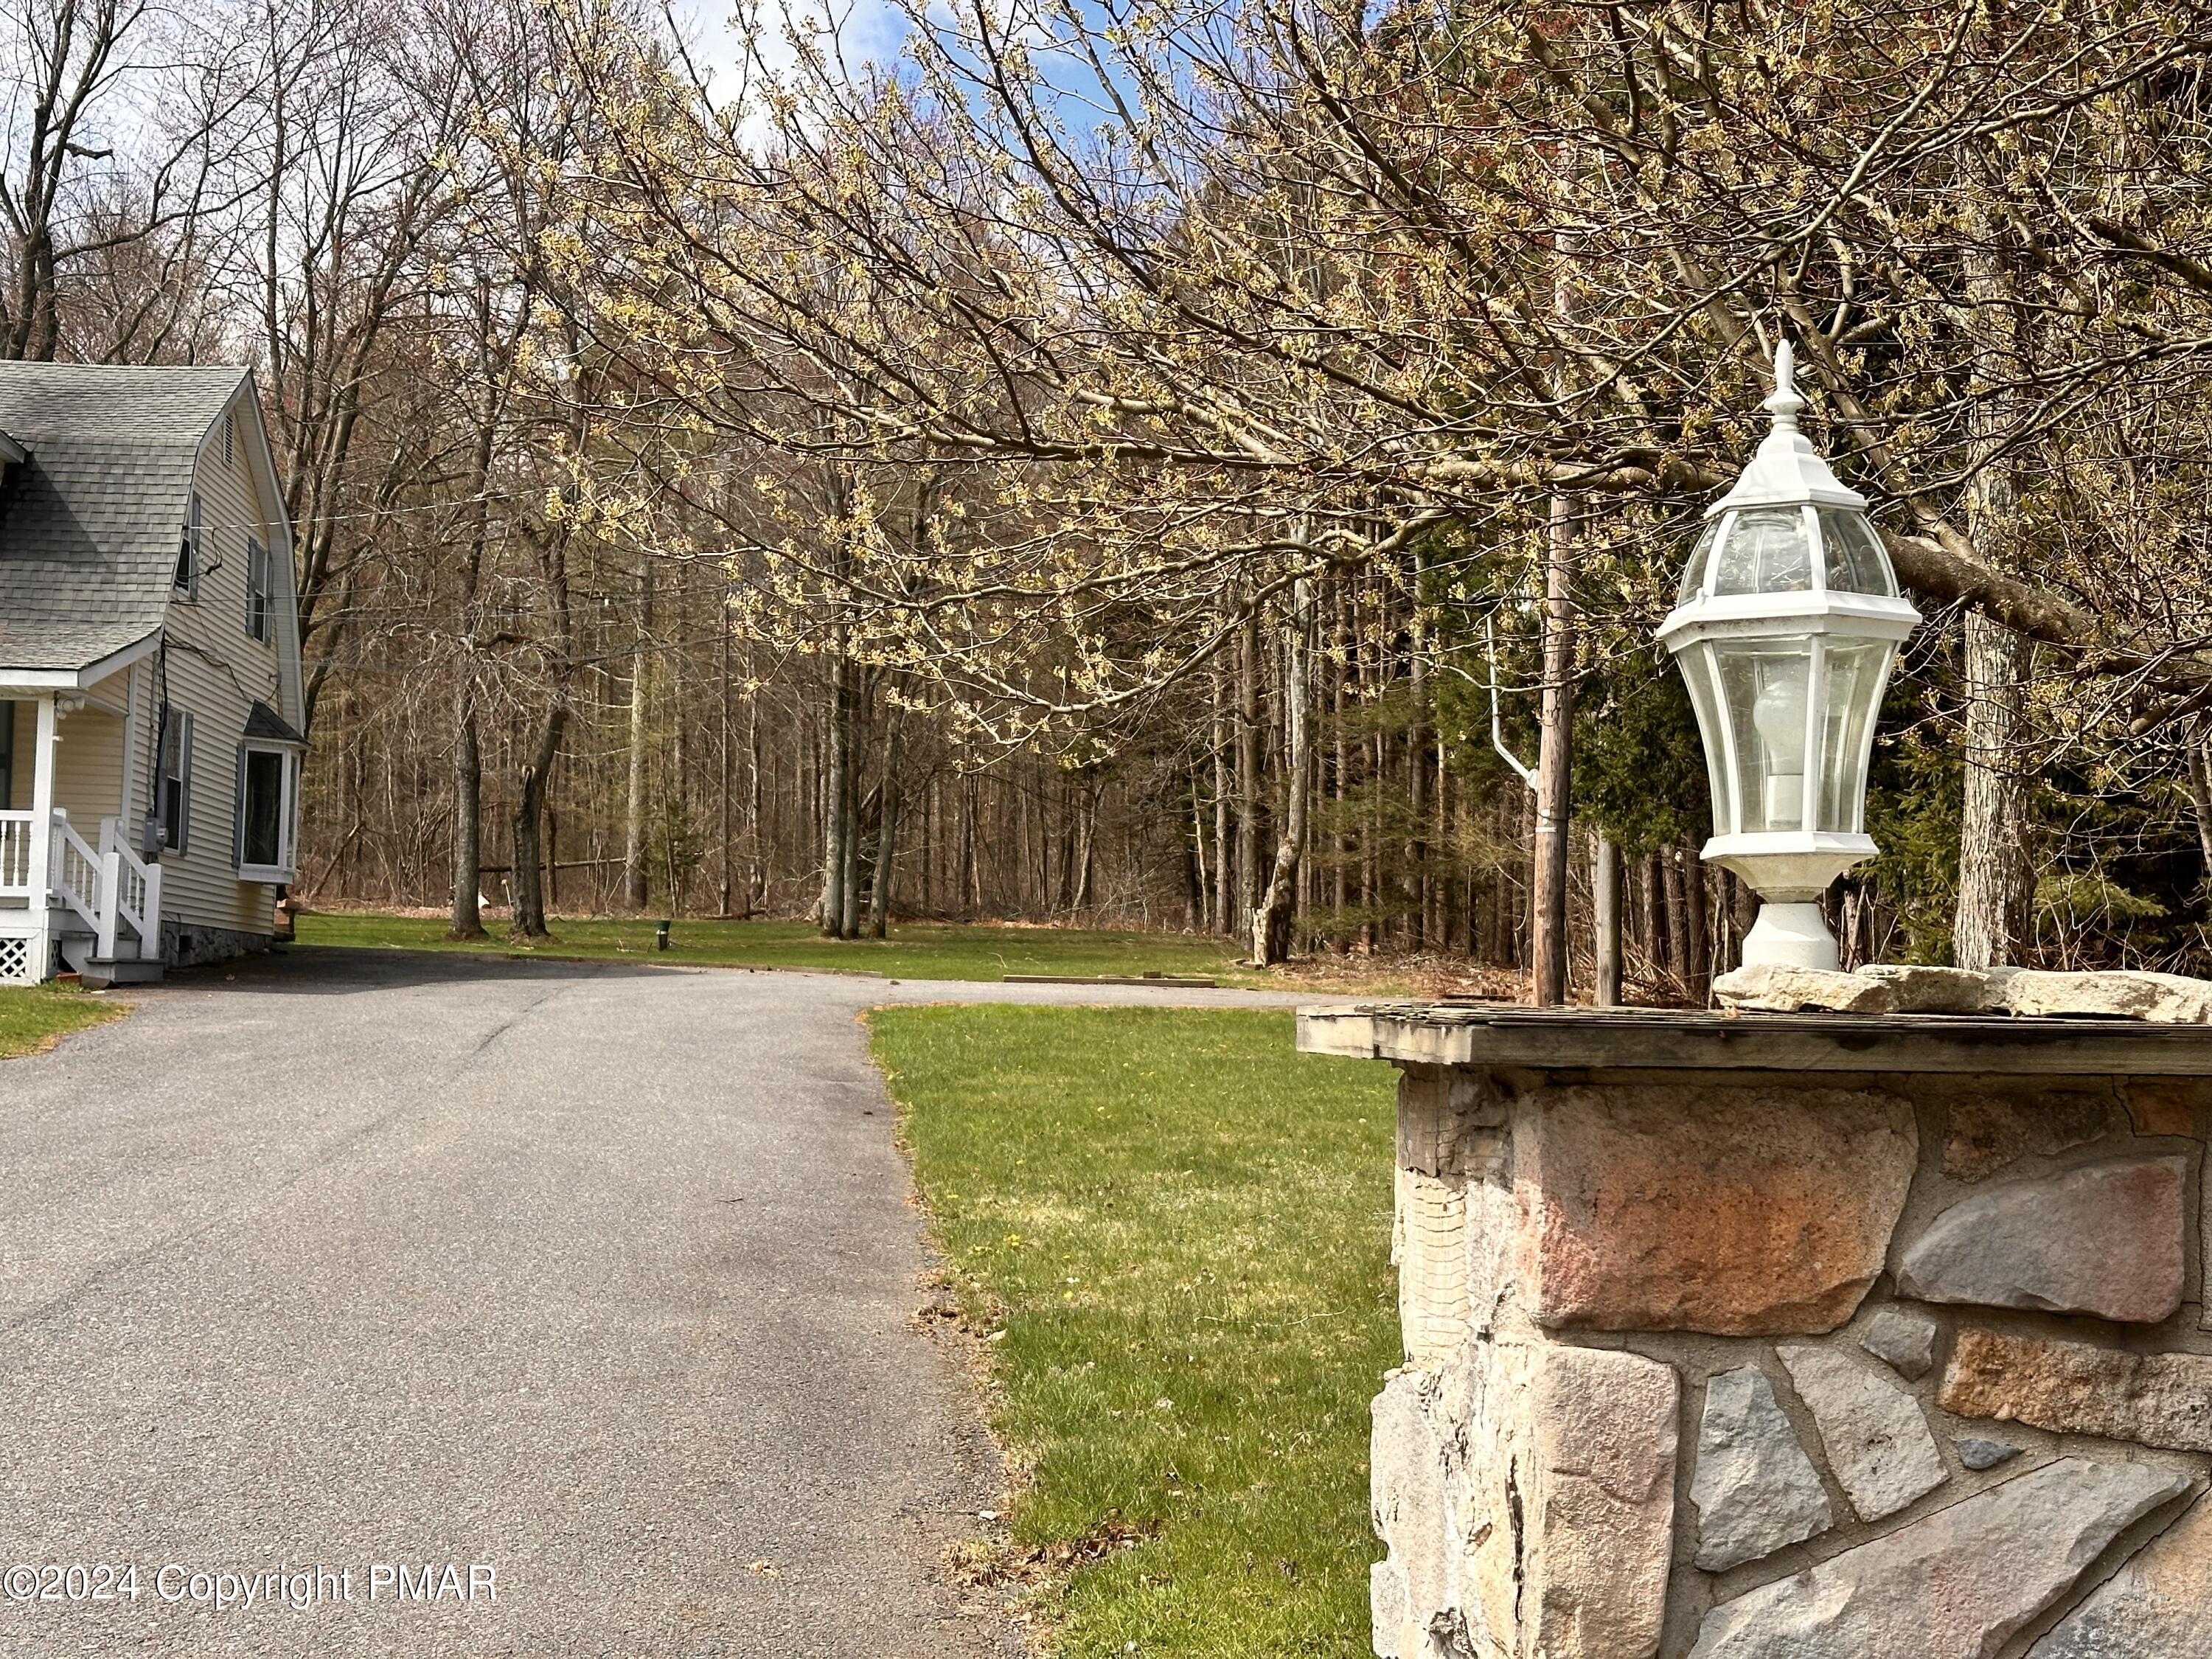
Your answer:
[160,918,274,970]
[1368,1060,2212,1658]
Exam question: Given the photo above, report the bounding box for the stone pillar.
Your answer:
[1302,1004,2212,1659]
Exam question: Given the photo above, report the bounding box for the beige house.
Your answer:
[0,364,306,986]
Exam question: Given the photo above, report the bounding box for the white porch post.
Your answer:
[117,663,140,830]
[24,692,56,977]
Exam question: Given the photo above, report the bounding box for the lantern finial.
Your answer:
[1764,339,1804,427]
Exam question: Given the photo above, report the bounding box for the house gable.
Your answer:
[0,364,307,948]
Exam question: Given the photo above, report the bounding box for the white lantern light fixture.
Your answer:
[1657,343,1921,970]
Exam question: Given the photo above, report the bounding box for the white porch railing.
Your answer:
[97,817,161,960]
[0,810,32,895]
[51,813,101,933]
[0,811,161,978]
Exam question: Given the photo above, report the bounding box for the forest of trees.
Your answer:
[9,0,2212,1002]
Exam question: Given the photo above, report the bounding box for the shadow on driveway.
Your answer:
[160,942,707,996]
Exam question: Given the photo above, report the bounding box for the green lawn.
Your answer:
[869,1006,1398,1657]
[295,912,1262,985]
[0,984,124,1059]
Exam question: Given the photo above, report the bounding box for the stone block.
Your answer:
[1691,1366,1834,1572]
[1369,1559,1408,1658]
[1986,967,2212,1022]
[1397,1067,1498,1178]
[1897,1158,2186,1324]
[1371,1339,1677,1659]
[2031,1489,2212,1658]
[1517,1084,1918,1336]
[1714,964,1898,1012]
[1687,1458,2194,1658]
[1463,1174,1516,1340]
[2126,1079,2205,1138]
[1942,1089,2123,1182]
[1778,1344,1946,1522]
[1371,1368,1452,1647]
[1713,962,1991,1013]
[1955,1437,2023,1472]
[1524,1344,1679,1658]
[1856,963,1994,1012]
[1941,1329,2212,1453]
[1396,1169,1470,1366]
[1857,1305,1938,1380]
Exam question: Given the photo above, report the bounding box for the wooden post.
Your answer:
[1594,833,1621,1006]
[1531,497,1576,1005]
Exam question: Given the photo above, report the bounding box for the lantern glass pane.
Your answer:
[1713,507,1814,596]
[1678,642,1736,835]
[1678,517,1723,604]
[1716,640,1815,833]
[1817,509,1898,596]
[1819,642,1891,832]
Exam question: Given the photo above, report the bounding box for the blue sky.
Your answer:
[664,0,913,88]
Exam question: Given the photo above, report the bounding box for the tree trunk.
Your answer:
[746,669,765,917]
[1593,833,1621,1006]
[718,604,733,916]
[1952,136,2035,970]
[622,566,654,911]
[2186,741,2212,909]
[840,678,866,939]
[448,675,483,939]
[1236,604,1262,937]
[1332,580,1349,948]
[1531,496,1576,1004]
[1211,666,1231,935]
[820,652,849,936]
[868,726,900,939]
[1408,610,1428,950]
[511,706,568,939]
[1183,759,1206,928]
[1073,775,1099,913]
[1683,842,1711,1005]
[1639,853,1663,983]
[1252,583,1312,965]
[1955,615,2035,967]
[953,776,970,914]
[1663,846,1691,996]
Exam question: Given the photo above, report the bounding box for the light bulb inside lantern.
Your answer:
[1750,664,1809,831]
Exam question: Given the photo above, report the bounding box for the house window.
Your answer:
[156,709,192,853]
[234,742,296,879]
[174,493,201,596]
[246,538,271,641]
[0,700,13,810]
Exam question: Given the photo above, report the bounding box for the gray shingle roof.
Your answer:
[243,700,306,745]
[0,362,251,675]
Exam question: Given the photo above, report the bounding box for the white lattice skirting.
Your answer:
[0,934,38,984]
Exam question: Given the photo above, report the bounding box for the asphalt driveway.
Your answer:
[0,948,1326,1657]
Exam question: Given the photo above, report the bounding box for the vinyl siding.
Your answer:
[3,691,131,823]
[152,398,291,938]
[50,700,123,830]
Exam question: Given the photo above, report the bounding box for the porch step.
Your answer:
[75,958,164,990]
[58,933,163,988]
